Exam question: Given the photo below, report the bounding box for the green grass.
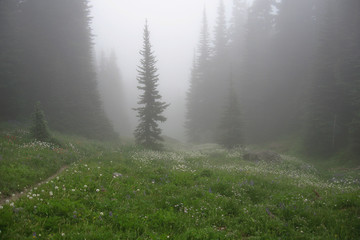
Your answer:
[0,129,360,239]
[0,127,118,197]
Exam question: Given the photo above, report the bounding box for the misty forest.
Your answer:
[0,0,359,239]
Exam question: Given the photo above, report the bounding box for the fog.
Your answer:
[2,0,359,154]
[90,0,246,140]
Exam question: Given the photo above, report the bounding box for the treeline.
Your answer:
[0,0,116,139]
[186,0,360,157]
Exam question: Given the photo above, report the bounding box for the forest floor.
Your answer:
[0,127,359,239]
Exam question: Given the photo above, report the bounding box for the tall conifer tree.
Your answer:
[134,21,169,149]
[0,0,116,139]
[185,10,211,143]
[217,78,242,149]
[0,0,20,120]
[204,0,230,142]
[185,54,202,143]
[307,0,360,155]
[241,0,276,143]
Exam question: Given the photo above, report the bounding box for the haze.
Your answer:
[1,0,360,237]
[2,0,359,155]
[90,0,248,140]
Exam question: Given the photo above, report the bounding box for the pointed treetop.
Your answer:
[213,0,228,57]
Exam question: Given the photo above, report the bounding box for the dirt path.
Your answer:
[0,165,69,205]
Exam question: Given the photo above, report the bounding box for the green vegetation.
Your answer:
[30,102,51,142]
[1,129,359,239]
[0,125,117,197]
[134,21,169,150]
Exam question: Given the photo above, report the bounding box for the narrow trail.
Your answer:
[0,165,69,205]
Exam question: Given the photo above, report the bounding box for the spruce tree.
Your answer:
[259,0,318,140]
[241,0,276,143]
[217,79,242,149]
[134,21,169,149]
[185,54,202,143]
[30,102,51,141]
[204,0,230,142]
[213,0,228,58]
[228,0,247,75]
[5,0,116,140]
[0,0,21,120]
[185,10,211,143]
[306,0,358,155]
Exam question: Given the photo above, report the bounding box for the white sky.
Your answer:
[89,0,250,140]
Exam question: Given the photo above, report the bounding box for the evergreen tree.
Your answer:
[198,9,211,70]
[203,0,231,143]
[306,0,359,155]
[30,102,51,141]
[217,79,242,149]
[134,22,169,149]
[263,0,318,139]
[185,10,211,143]
[0,0,21,120]
[185,54,202,143]
[213,0,228,58]
[0,0,116,139]
[350,113,360,154]
[241,0,276,143]
[345,0,360,156]
[228,0,247,79]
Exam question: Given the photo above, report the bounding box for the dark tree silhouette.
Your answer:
[30,102,51,141]
[134,21,169,149]
[306,0,360,155]
[185,10,211,143]
[217,79,242,149]
[0,0,115,139]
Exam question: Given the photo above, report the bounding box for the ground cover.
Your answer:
[0,132,359,239]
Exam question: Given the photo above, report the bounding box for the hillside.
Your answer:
[0,128,359,239]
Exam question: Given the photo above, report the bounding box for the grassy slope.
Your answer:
[0,126,117,198]
[0,130,359,239]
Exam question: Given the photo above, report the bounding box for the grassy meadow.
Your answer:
[0,128,359,239]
